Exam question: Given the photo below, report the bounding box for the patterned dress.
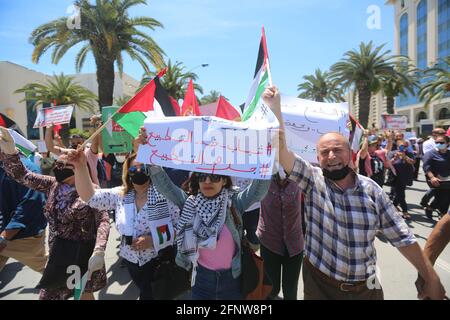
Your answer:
[0,152,110,300]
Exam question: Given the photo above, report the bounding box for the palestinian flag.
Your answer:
[112,68,176,137]
[8,129,37,156]
[0,113,25,136]
[349,114,364,161]
[241,27,270,122]
[156,224,172,245]
[181,79,201,116]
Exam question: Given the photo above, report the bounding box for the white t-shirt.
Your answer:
[423,138,436,155]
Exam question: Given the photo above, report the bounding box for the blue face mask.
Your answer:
[436,143,448,150]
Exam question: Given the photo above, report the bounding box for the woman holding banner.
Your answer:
[125,128,271,300]
[0,127,109,300]
[65,150,180,300]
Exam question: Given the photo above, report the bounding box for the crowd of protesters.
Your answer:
[0,91,449,300]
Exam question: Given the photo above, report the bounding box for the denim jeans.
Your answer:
[191,264,242,300]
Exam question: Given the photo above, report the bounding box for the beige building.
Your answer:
[0,61,139,141]
[387,0,450,134]
[348,91,389,129]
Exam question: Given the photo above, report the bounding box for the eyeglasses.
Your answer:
[197,173,222,183]
[128,165,147,175]
[54,161,74,170]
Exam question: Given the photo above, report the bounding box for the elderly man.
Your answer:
[263,86,445,300]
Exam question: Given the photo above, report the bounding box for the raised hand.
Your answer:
[0,127,17,155]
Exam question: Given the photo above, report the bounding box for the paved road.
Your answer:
[1,171,449,300]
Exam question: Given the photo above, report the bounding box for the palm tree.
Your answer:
[200,90,222,105]
[331,41,397,128]
[419,56,450,107]
[383,63,419,114]
[140,60,203,100]
[297,69,344,102]
[29,0,165,110]
[14,73,97,112]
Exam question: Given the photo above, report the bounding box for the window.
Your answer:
[417,111,428,122]
[438,108,450,119]
[438,0,450,60]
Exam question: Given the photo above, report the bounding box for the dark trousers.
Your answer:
[124,259,157,300]
[393,183,408,213]
[260,245,303,300]
[430,189,450,215]
[413,158,421,180]
[243,208,260,245]
[421,189,435,207]
[302,259,384,300]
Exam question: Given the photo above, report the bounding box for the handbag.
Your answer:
[230,207,273,300]
[36,236,95,289]
[151,246,191,300]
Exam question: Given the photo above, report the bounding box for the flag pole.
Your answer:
[266,58,273,87]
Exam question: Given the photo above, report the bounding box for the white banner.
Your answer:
[380,114,408,130]
[33,105,74,128]
[281,96,349,164]
[137,116,278,180]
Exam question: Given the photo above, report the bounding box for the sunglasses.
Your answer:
[54,161,74,170]
[128,165,148,175]
[197,173,223,183]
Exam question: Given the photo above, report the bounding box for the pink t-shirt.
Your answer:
[198,224,236,270]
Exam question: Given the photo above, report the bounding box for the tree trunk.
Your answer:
[95,55,115,112]
[386,96,395,114]
[358,88,371,129]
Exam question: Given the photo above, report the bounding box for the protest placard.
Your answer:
[137,116,278,180]
[33,105,74,128]
[381,114,408,130]
[101,106,133,153]
[281,96,349,164]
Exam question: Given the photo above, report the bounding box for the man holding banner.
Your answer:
[263,85,446,300]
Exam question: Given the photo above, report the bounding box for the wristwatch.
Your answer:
[0,235,8,245]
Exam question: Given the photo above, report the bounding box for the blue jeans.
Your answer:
[191,264,242,300]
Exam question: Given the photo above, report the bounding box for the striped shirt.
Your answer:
[289,155,416,282]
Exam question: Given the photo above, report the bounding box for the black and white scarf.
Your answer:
[176,188,232,266]
[116,184,172,236]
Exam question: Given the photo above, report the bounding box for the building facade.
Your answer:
[0,61,139,141]
[389,0,450,135]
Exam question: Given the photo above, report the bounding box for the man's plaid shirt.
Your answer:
[289,155,416,282]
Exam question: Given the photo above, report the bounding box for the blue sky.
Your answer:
[0,0,395,107]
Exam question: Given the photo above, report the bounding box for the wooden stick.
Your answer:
[81,109,120,148]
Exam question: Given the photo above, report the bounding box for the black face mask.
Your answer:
[130,171,150,185]
[53,167,74,183]
[322,166,351,181]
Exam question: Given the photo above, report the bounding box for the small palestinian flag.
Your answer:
[156,224,172,245]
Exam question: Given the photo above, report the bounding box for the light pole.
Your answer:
[187,63,209,73]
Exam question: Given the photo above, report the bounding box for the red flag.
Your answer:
[215,96,241,121]
[169,96,181,116]
[117,80,156,114]
[116,68,168,114]
[181,80,201,116]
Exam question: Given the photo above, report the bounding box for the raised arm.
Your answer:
[44,125,63,156]
[149,166,188,209]
[234,179,270,213]
[262,86,296,175]
[66,147,96,202]
[0,127,54,193]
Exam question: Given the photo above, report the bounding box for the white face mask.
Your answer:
[115,155,126,163]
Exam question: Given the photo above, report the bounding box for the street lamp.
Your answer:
[187,63,209,73]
